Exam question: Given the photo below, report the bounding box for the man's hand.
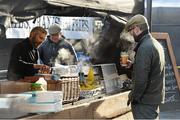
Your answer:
[126,60,133,69]
[127,99,131,106]
[127,91,133,106]
[34,64,51,74]
[120,59,133,69]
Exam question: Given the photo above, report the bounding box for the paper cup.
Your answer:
[121,52,128,67]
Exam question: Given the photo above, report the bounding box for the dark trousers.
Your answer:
[131,103,159,119]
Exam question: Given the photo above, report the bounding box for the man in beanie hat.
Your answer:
[38,24,78,66]
[123,14,165,119]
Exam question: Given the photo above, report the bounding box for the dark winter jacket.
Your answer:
[38,36,78,66]
[7,38,39,80]
[129,33,165,105]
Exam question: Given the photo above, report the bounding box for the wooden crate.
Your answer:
[19,76,80,103]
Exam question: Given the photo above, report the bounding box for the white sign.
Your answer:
[6,16,94,39]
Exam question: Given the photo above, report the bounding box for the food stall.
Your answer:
[0,64,133,119]
[0,0,145,119]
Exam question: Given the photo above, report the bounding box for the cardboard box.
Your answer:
[0,81,31,94]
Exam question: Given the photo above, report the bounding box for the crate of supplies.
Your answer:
[19,75,80,104]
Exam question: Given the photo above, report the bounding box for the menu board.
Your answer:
[152,33,180,111]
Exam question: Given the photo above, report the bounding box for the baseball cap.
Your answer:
[48,24,61,35]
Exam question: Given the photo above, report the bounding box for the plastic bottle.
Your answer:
[36,77,47,91]
[87,67,95,85]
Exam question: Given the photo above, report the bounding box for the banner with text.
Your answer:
[6,16,94,39]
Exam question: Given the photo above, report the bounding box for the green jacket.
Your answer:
[129,33,165,105]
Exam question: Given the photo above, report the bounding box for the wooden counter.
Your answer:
[21,91,133,119]
[0,81,133,119]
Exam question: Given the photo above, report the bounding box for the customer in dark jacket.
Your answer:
[121,14,165,119]
[7,26,50,80]
[38,24,78,67]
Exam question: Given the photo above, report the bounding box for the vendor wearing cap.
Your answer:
[38,24,78,66]
[122,14,165,119]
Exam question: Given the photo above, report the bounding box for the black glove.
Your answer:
[127,92,132,106]
[127,98,139,106]
[127,99,131,106]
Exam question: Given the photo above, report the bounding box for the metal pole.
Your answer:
[146,0,152,32]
